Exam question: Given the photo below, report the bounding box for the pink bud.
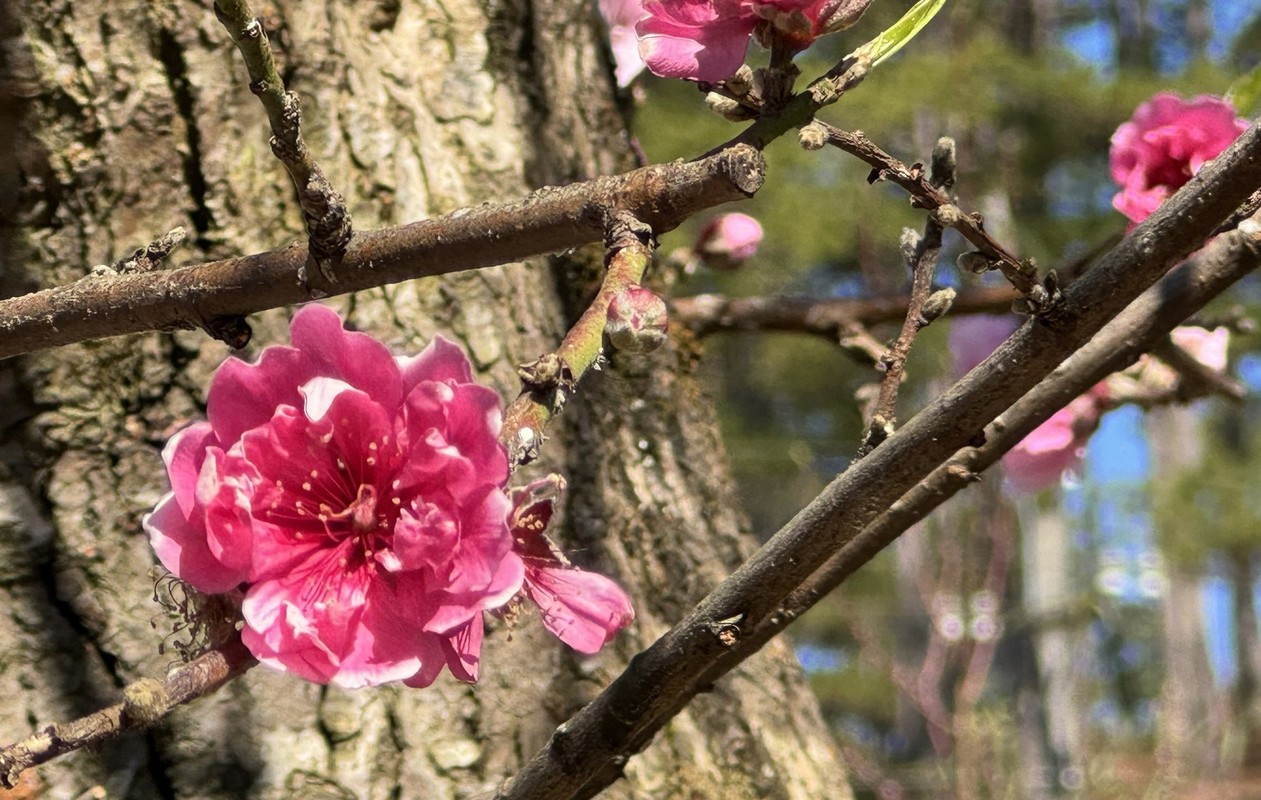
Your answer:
[694,212,763,271]
[606,285,669,353]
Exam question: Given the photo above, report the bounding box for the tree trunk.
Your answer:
[1019,496,1085,798]
[1150,406,1216,785]
[0,2,849,798]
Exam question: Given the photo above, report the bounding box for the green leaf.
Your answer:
[1226,62,1261,117]
[851,0,950,67]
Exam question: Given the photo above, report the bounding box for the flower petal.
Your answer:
[524,565,635,654]
[145,493,248,594]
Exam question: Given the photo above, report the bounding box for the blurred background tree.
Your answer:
[632,0,1261,797]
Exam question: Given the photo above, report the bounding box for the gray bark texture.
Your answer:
[0,1,850,798]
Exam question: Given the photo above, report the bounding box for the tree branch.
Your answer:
[213,0,352,280]
[0,637,256,789]
[494,122,1261,800]
[857,137,954,456]
[501,214,655,467]
[671,286,1019,338]
[0,144,764,360]
[819,122,1046,303]
[556,210,1261,800]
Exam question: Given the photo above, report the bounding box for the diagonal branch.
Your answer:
[0,637,256,788]
[819,122,1045,303]
[0,144,764,361]
[494,122,1261,800]
[213,0,351,281]
[501,213,655,467]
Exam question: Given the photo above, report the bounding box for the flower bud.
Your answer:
[957,250,994,274]
[919,287,956,325]
[705,92,755,121]
[606,285,669,354]
[799,121,827,151]
[817,0,875,35]
[694,213,763,271]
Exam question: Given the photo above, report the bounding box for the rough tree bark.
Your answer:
[0,1,849,798]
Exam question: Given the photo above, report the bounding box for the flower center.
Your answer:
[347,483,380,534]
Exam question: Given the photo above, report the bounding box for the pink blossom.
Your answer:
[145,305,523,688]
[1003,387,1109,493]
[600,0,648,86]
[1170,325,1229,372]
[1110,93,1248,224]
[949,315,1109,492]
[694,212,764,270]
[949,314,1019,376]
[509,477,635,653]
[637,0,872,82]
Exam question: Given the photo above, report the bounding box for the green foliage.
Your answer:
[1226,60,1261,115]
[1155,406,1261,564]
[853,0,951,67]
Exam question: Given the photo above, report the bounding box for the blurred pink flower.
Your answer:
[1003,387,1109,493]
[145,304,523,688]
[1110,93,1248,224]
[509,478,635,653]
[638,0,872,82]
[600,0,648,86]
[949,315,1110,492]
[948,314,1019,376]
[694,212,764,270]
[1170,325,1229,372]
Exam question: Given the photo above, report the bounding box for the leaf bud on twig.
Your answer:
[799,121,828,151]
[957,250,994,274]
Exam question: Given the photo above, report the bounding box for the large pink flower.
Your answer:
[145,305,523,688]
[1110,93,1248,224]
[638,0,872,82]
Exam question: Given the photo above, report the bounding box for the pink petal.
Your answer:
[288,305,404,409]
[524,565,635,654]
[441,616,485,683]
[144,494,249,594]
[638,0,758,82]
[423,555,523,634]
[163,422,216,518]
[397,335,475,394]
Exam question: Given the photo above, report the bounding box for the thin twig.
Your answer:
[818,122,1045,304]
[92,227,188,275]
[1150,338,1246,402]
[213,0,352,282]
[0,144,765,360]
[0,637,256,789]
[856,137,955,456]
[501,213,654,467]
[494,122,1261,800]
[670,286,1019,338]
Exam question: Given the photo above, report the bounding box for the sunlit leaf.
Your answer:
[850,0,949,67]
